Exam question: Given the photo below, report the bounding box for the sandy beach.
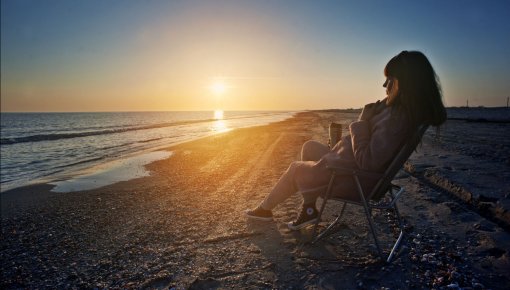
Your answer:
[1,110,509,289]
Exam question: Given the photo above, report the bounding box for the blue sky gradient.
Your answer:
[2,0,510,111]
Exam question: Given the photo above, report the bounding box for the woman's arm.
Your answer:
[349,107,408,172]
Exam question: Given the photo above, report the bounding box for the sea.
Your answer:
[0,111,295,192]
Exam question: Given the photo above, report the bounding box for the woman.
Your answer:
[245,51,447,230]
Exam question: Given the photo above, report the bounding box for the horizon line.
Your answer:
[1,106,509,114]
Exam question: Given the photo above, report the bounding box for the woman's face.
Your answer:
[383,76,399,105]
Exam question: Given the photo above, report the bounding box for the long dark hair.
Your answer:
[385,51,447,128]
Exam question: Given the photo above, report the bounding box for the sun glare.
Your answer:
[213,109,224,120]
[210,81,227,95]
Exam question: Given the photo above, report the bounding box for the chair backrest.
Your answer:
[368,124,429,200]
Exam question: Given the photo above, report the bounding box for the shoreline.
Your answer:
[0,111,297,194]
[1,111,509,289]
[2,107,507,193]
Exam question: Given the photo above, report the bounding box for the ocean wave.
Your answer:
[0,112,289,145]
[52,156,106,169]
[0,118,219,145]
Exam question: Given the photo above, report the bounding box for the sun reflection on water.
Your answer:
[212,120,230,133]
[211,110,230,132]
[213,110,224,120]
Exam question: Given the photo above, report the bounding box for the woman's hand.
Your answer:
[359,99,386,121]
[321,151,342,167]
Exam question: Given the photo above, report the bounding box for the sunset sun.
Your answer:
[210,81,227,95]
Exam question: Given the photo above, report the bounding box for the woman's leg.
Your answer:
[299,140,329,206]
[279,141,330,229]
[246,140,330,222]
[259,161,300,210]
[259,141,329,210]
[301,140,329,162]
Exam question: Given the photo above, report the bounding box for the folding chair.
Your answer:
[310,124,429,263]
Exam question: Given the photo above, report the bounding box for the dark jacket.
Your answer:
[295,105,410,201]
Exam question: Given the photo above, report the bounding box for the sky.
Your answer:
[1,0,510,112]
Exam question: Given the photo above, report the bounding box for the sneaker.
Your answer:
[245,207,273,221]
[288,206,319,230]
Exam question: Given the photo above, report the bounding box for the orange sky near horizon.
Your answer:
[1,3,378,112]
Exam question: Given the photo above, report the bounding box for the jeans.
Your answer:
[260,140,330,210]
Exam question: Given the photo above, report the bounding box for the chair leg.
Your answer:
[387,229,404,263]
[354,176,383,259]
[312,202,346,244]
[386,203,404,263]
[393,202,404,229]
[310,175,406,263]
[361,200,383,259]
[311,173,336,242]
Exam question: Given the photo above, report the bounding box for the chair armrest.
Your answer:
[326,165,384,179]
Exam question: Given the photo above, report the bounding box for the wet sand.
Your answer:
[1,110,509,289]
